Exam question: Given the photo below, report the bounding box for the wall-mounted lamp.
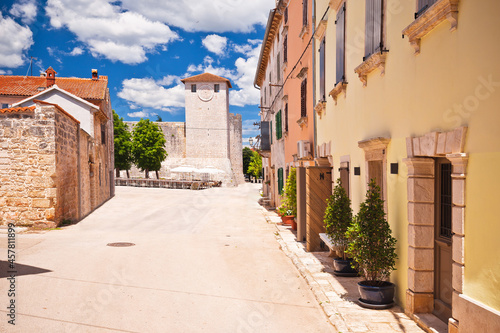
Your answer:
[391,163,399,174]
[354,167,361,176]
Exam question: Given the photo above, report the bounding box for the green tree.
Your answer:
[242,147,253,177]
[346,180,397,283]
[324,178,352,260]
[247,150,262,180]
[131,118,167,179]
[113,110,133,178]
[155,114,163,122]
[282,168,297,216]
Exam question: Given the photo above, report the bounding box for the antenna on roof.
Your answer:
[30,57,37,76]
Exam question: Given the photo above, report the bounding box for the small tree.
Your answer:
[242,147,253,178]
[346,179,397,284]
[247,150,262,180]
[282,168,297,216]
[113,110,133,178]
[324,178,352,260]
[131,118,167,179]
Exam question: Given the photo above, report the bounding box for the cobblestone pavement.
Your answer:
[260,208,427,333]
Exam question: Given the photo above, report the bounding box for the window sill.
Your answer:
[297,116,308,128]
[402,0,459,54]
[328,81,347,105]
[299,25,309,39]
[329,0,344,12]
[314,100,327,119]
[354,52,387,87]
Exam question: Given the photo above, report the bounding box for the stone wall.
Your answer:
[54,106,80,224]
[0,106,57,227]
[229,113,245,184]
[79,130,92,218]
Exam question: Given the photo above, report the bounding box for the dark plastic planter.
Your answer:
[358,281,395,309]
[333,258,358,277]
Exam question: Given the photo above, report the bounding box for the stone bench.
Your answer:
[319,233,341,257]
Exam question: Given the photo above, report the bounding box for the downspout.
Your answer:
[312,0,318,160]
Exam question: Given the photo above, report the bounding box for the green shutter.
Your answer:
[270,121,273,144]
[278,168,284,195]
[275,110,282,140]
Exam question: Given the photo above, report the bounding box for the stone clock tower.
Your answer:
[180,73,244,184]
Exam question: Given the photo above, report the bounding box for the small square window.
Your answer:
[1,103,8,109]
[191,84,196,92]
[214,84,219,92]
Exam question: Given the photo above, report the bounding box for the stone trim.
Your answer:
[299,25,309,39]
[329,0,344,12]
[406,127,467,157]
[314,100,326,119]
[296,67,308,80]
[402,0,459,54]
[354,52,387,87]
[328,81,347,105]
[296,116,308,128]
[314,19,328,41]
[453,294,500,332]
[405,128,468,333]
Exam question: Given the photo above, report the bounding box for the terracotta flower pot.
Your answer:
[282,215,294,226]
[290,218,297,230]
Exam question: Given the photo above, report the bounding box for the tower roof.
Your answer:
[181,73,232,88]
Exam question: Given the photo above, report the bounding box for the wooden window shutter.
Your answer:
[300,78,307,118]
[285,6,288,24]
[284,35,288,63]
[277,52,281,82]
[285,103,289,132]
[278,168,284,195]
[336,4,346,84]
[365,0,383,59]
[339,164,350,197]
[303,0,308,27]
[275,110,282,140]
[270,120,273,145]
[319,37,326,101]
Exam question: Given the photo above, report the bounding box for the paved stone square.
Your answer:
[0,184,333,332]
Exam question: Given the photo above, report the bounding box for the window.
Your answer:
[260,121,271,150]
[101,123,106,144]
[416,0,437,18]
[365,0,384,59]
[339,162,350,197]
[302,0,308,26]
[191,84,196,92]
[284,6,288,24]
[275,110,282,140]
[284,103,288,133]
[319,37,326,101]
[336,3,346,84]
[277,52,281,82]
[264,87,266,103]
[438,162,452,238]
[1,103,8,109]
[214,84,219,92]
[278,168,284,195]
[270,120,273,145]
[284,35,288,63]
[300,78,307,118]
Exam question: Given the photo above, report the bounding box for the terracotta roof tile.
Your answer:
[181,73,232,88]
[0,105,35,113]
[0,75,108,100]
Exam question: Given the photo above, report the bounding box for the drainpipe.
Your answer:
[312,0,317,160]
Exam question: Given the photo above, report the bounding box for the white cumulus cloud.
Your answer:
[10,0,38,25]
[69,47,84,56]
[0,13,33,68]
[202,34,228,55]
[127,111,150,118]
[118,77,185,112]
[119,0,274,33]
[45,0,179,64]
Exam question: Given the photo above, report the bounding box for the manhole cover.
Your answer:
[107,242,135,247]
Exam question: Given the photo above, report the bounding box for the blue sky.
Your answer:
[0,0,275,145]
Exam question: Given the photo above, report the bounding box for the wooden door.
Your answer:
[306,167,332,252]
[434,160,453,322]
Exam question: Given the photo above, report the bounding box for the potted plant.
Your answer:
[346,179,398,309]
[282,168,297,230]
[324,178,357,276]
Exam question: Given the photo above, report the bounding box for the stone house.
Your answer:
[0,67,114,227]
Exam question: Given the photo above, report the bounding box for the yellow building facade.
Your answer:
[313,0,500,331]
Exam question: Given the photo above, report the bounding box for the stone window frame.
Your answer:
[358,137,390,213]
[402,0,459,54]
[403,126,467,333]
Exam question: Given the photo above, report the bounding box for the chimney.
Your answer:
[92,69,98,80]
[45,67,57,87]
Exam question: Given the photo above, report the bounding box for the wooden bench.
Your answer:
[319,233,340,257]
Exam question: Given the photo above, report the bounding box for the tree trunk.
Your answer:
[126,170,130,178]
[155,170,159,179]
[115,168,120,178]
[145,169,149,179]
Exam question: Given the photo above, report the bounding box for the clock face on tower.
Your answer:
[197,84,214,102]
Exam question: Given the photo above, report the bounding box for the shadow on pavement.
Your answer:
[0,260,52,278]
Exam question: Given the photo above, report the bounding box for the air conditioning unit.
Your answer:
[297,140,311,159]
